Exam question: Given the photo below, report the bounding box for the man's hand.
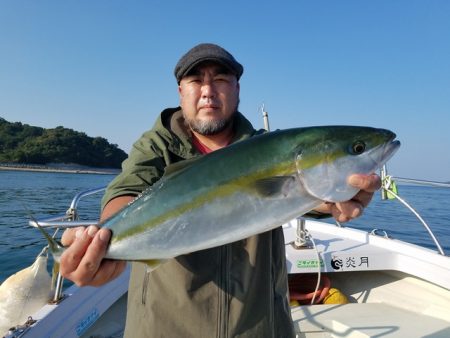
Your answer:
[315,173,381,223]
[60,226,126,287]
[59,195,134,287]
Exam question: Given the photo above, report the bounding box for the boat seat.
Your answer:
[292,302,450,338]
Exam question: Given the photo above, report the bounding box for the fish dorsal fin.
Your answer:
[164,157,202,177]
[251,176,296,197]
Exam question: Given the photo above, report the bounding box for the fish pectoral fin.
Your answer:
[252,176,296,197]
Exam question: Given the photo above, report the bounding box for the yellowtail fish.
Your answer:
[34,126,400,263]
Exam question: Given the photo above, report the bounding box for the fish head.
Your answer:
[295,126,400,202]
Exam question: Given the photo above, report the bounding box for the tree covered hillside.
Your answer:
[0,117,127,168]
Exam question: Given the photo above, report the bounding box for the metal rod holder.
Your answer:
[52,273,65,303]
[292,217,312,249]
[31,186,107,303]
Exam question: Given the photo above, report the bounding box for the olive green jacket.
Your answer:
[102,108,295,338]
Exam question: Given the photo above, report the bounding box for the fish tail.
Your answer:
[32,218,64,263]
[22,203,64,262]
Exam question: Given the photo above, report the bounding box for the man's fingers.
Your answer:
[75,228,111,282]
[60,226,97,275]
[348,173,381,192]
[331,201,363,222]
[88,260,127,287]
[324,174,381,224]
[352,190,375,208]
[59,227,124,287]
[61,226,85,246]
[60,227,111,284]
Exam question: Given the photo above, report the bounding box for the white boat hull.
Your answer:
[4,219,450,338]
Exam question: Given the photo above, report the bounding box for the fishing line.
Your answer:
[383,176,445,255]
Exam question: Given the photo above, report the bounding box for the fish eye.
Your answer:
[350,141,366,155]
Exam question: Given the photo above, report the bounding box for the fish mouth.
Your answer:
[383,133,401,162]
[372,133,401,167]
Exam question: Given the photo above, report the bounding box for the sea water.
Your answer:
[1,170,449,283]
[0,170,114,283]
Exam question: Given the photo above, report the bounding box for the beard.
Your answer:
[186,115,234,136]
[184,100,239,136]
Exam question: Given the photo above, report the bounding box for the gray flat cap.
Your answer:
[174,43,243,83]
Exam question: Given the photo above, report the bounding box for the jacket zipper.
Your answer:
[218,244,230,338]
[141,266,151,305]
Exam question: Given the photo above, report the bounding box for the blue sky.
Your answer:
[1,1,449,181]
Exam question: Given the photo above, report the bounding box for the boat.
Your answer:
[2,168,449,338]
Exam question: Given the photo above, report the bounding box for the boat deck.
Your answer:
[290,268,450,338]
[292,302,450,338]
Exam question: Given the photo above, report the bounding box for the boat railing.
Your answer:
[28,187,105,229]
[389,177,450,189]
[28,186,106,302]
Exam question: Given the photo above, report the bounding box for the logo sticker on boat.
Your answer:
[296,259,324,268]
[331,255,369,271]
[75,307,100,336]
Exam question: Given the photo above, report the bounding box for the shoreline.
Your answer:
[0,165,120,175]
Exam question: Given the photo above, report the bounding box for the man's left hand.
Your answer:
[315,173,381,223]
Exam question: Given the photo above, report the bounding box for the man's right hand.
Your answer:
[60,226,126,287]
[59,195,135,287]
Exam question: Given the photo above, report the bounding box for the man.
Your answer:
[60,43,380,337]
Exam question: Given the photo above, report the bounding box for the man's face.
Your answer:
[178,62,240,136]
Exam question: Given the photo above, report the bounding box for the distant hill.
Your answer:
[0,117,127,168]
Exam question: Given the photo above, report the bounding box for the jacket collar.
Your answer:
[155,107,257,160]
